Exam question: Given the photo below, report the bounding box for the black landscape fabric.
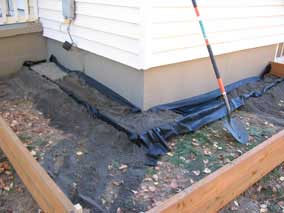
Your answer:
[25,56,284,165]
[1,58,284,212]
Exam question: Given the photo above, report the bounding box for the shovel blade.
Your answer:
[224,117,249,144]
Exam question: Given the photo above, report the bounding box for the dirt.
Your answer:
[49,71,181,134]
[132,76,284,211]
[0,69,150,212]
[0,65,284,212]
[0,98,65,213]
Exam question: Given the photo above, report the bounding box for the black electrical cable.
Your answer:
[67,20,76,47]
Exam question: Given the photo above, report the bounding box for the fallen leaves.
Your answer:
[170,179,178,190]
[203,168,212,174]
[203,148,212,156]
[0,161,14,192]
[30,150,37,156]
[148,186,156,192]
[0,178,5,189]
[192,138,200,146]
[152,174,158,182]
[112,180,123,186]
[167,152,173,157]
[119,164,128,172]
[278,201,284,209]
[260,204,268,213]
[76,151,84,156]
[193,170,201,176]
[0,161,10,173]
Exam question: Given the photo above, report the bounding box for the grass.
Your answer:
[160,118,279,181]
[18,134,32,143]
[111,160,121,170]
[146,167,157,176]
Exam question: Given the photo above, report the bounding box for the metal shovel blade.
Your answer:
[224,117,249,144]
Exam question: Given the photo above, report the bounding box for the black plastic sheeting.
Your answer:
[24,57,284,166]
[49,55,140,113]
[143,76,284,159]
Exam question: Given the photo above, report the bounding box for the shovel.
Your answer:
[191,0,248,144]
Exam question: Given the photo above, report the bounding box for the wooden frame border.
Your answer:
[149,130,284,213]
[1,113,284,213]
[271,61,284,78]
[0,116,82,213]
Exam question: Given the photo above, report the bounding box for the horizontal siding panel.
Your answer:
[76,2,140,24]
[153,25,284,53]
[38,0,60,11]
[150,35,283,68]
[152,7,284,23]
[39,9,63,22]
[152,0,284,8]
[38,0,142,68]
[41,18,140,54]
[147,0,284,68]
[77,0,140,8]
[39,9,140,39]
[152,16,284,38]
[44,28,140,68]
[73,16,140,39]
[38,0,140,24]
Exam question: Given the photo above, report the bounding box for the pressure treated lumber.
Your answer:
[149,130,284,213]
[0,116,80,213]
[271,62,284,77]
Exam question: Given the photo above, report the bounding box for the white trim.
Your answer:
[139,1,153,69]
[274,43,279,61]
[0,0,38,24]
[12,0,18,20]
[33,0,38,19]
[0,0,8,23]
[23,0,29,20]
[275,42,284,63]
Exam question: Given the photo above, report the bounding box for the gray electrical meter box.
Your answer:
[62,0,75,20]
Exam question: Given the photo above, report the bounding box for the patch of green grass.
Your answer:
[165,122,279,181]
[248,126,275,142]
[262,167,281,183]
[261,187,275,198]
[18,134,32,142]
[111,160,120,170]
[146,167,156,176]
[168,129,214,172]
[268,204,281,213]
[28,137,47,149]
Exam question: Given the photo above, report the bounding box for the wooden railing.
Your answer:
[0,0,38,25]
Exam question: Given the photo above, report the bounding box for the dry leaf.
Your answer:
[119,164,128,170]
[193,170,200,176]
[203,168,211,174]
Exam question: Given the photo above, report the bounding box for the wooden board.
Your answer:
[148,130,284,213]
[0,116,80,213]
[271,61,284,77]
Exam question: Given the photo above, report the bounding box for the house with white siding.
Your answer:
[1,0,284,110]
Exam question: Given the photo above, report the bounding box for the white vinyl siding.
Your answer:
[38,0,284,69]
[38,0,142,68]
[147,0,284,68]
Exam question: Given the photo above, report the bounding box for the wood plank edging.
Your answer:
[0,116,81,213]
[148,130,284,213]
[271,61,284,77]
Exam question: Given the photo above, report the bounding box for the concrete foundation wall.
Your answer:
[47,38,276,110]
[143,44,277,109]
[47,39,144,108]
[0,23,47,77]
